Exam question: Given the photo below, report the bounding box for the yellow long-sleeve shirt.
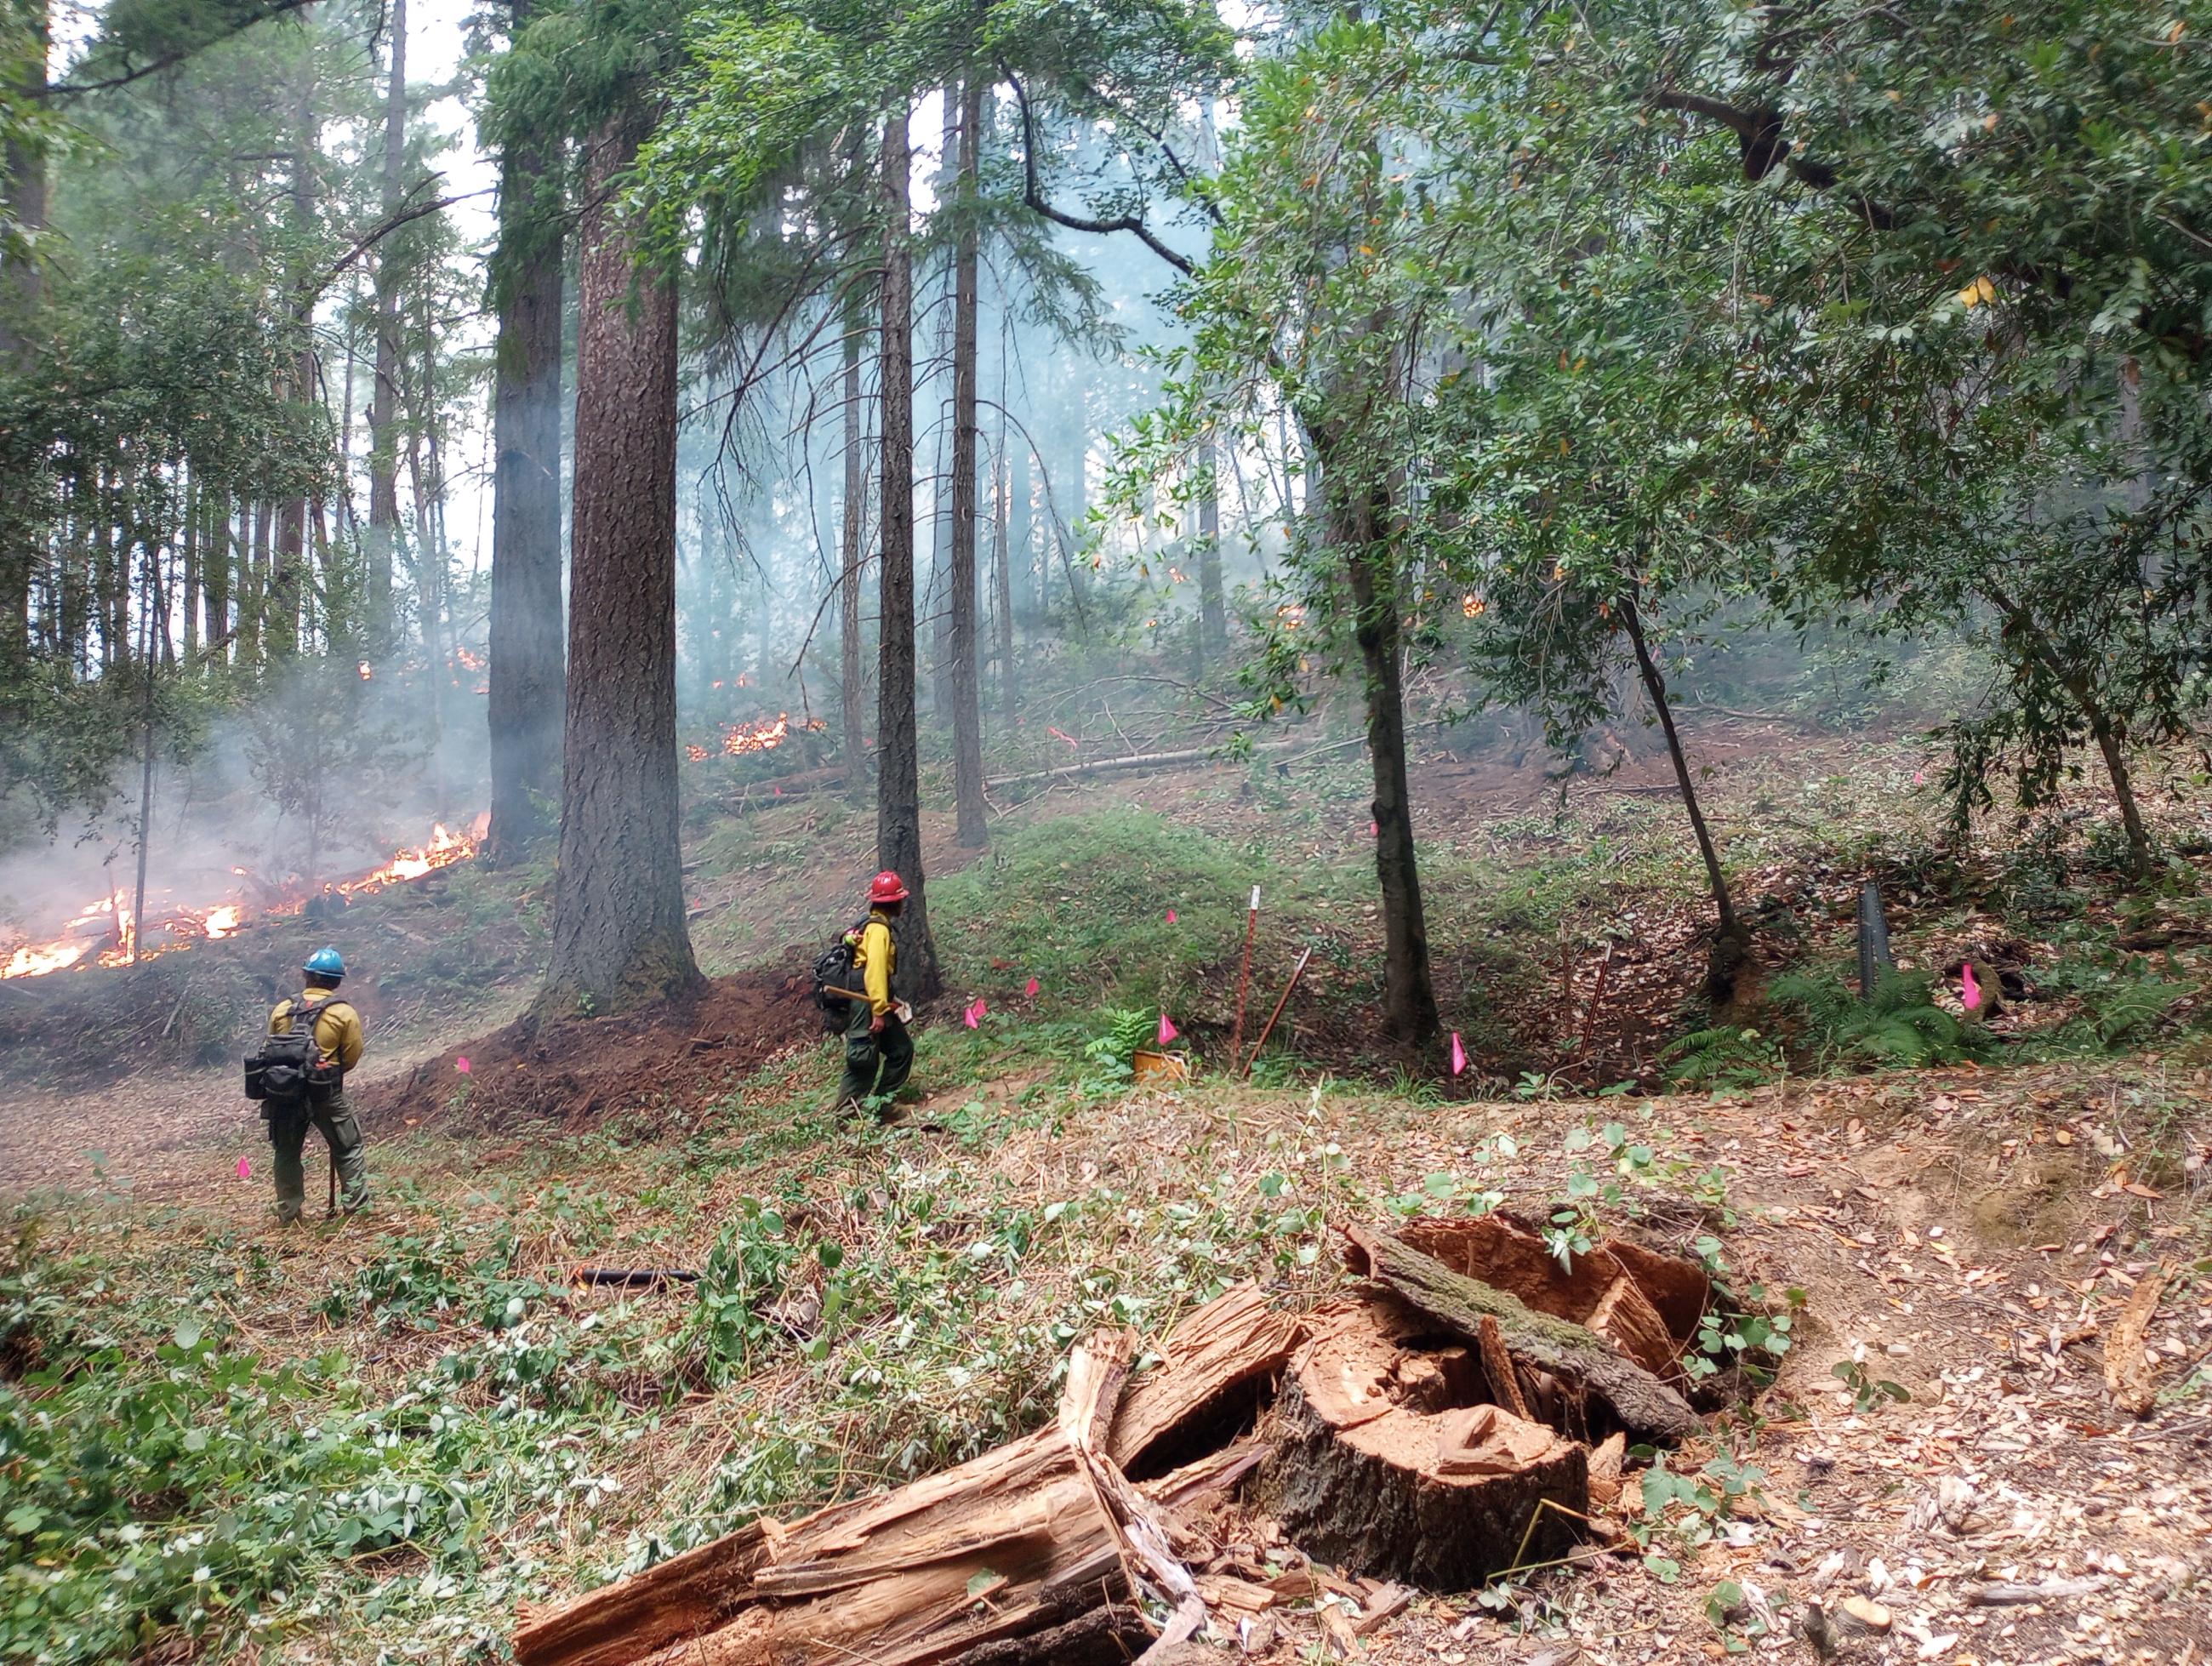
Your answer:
[853,911,897,1018]
[270,991,365,1072]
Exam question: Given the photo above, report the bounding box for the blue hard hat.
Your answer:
[304,946,346,979]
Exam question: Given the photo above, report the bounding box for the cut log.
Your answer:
[1109,1284,1305,1479]
[2103,1264,2169,1418]
[1342,1224,1702,1444]
[1248,1303,1587,1590]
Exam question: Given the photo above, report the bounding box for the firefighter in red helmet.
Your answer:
[836,870,915,1114]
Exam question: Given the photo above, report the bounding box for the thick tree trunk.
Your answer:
[1065,382,1088,611]
[540,110,702,1016]
[876,102,944,1002]
[269,498,305,658]
[948,75,988,848]
[265,43,319,664]
[485,45,567,864]
[1619,594,1747,999]
[840,311,869,805]
[363,0,407,641]
[1322,446,1436,1047]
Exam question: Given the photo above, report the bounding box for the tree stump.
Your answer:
[1248,1304,1588,1590]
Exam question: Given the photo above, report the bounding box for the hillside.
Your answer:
[3,727,2208,1664]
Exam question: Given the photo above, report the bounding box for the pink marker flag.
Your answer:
[236,1155,252,1179]
[1165,909,1177,924]
[1450,1032,1468,1075]
[456,1055,471,1075]
[1370,819,1378,836]
[964,998,987,1029]
[1024,977,1040,998]
[1158,1012,1179,1046]
[1961,961,1982,1013]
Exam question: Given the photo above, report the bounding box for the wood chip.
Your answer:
[1587,1430,1627,1509]
[2103,1263,2169,1417]
[1350,1583,1414,1637]
[1839,1595,1892,1633]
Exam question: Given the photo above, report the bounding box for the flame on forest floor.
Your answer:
[683,714,826,763]
[0,815,486,980]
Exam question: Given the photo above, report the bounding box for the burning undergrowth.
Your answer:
[0,847,544,1092]
[361,965,821,1136]
[1,818,487,982]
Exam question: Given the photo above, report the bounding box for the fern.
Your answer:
[1660,1025,1784,1091]
[1767,967,1989,1072]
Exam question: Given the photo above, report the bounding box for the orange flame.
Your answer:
[1,820,482,980]
[721,714,790,756]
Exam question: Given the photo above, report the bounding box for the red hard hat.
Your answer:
[869,870,910,904]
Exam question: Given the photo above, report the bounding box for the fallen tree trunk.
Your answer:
[1109,1284,1304,1479]
[989,742,1291,795]
[514,1298,1292,1666]
[1342,1224,1704,1445]
[516,1332,1153,1666]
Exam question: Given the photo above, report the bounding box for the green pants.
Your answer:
[836,1006,913,1110]
[267,1089,368,1221]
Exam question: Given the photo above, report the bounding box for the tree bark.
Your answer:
[840,305,869,805]
[202,492,229,660]
[992,446,1015,728]
[363,0,407,642]
[2088,716,2152,880]
[1009,434,1034,627]
[540,108,702,1016]
[0,0,47,673]
[875,101,944,1002]
[948,74,988,848]
[265,38,319,663]
[1196,436,1225,668]
[1321,445,1436,1047]
[1342,1224,1703,1445]
[485,30,567,864]
[1619,593,1747,998]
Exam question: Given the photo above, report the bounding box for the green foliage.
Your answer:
[1767,967,1989,1073]
[1659,1025,1784,1093]
[932,809,1263,1008]
[1631,1450,1764,1570]
[676,1200,807,1387]
[1833,1358,1912,1415]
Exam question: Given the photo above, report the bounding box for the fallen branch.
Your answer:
[2104,1264,2170,1418]
[1341,1224,1704,1445]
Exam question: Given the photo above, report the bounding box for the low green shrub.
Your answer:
[1766,967,1990,1072]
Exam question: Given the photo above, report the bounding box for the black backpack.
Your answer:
[812,916,875,1030]
[245,998,343,1108]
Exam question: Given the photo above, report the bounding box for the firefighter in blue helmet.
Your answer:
[261,946,369,1221]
